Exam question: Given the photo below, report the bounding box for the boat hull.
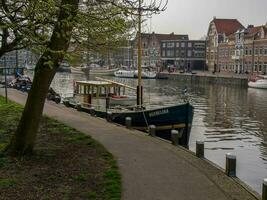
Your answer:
[114,70,157,79]
[248,81,267,89]
[100,104,193,147]
[64,101,193,147]
[71,67,118,75]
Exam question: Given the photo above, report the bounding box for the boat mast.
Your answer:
[137,0,143,107]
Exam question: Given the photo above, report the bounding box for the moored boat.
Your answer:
[71,66,119,75]
[65,78,193,147]
[114,69,157,79]
[248,75,267,89]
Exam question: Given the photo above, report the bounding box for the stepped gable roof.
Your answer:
[213,18,244,36]
[141,32,189,41]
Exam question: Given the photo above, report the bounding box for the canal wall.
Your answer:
[158,72,249,86]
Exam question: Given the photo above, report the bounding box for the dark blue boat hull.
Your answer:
[107,104,193,147]
[64,101,194,147]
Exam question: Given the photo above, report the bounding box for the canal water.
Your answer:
[51,72,267,194]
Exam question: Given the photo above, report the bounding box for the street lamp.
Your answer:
[4,56,8,103]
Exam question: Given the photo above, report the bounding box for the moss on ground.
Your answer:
[0,96,121,200]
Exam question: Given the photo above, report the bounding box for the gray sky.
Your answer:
[147,0,267,39]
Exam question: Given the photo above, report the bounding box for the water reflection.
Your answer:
[52,73,267,194]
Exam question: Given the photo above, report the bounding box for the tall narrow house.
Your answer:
[206,17,244,71]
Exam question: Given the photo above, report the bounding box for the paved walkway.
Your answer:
[0,88,260,200]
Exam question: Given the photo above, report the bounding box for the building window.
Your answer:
[162,50,166,57]
[264,62,267,73]
[166,50,174,57]
[264,48,267,55]
[176,50,180,57]
[162,43,166,48]
[167,42,174,48]
[176,43,180,47]
[260,48,263,55]
[259,62,263,72]
[245,47,248,55]
[188,43,192,48]
[187,50,192,57]
[254,62,258,72]
[181,50,185,57]
[255,48,258,55]
[181,42,185,48]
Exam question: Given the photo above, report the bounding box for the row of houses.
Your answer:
[125,17,267,75]
[206,17,267,74]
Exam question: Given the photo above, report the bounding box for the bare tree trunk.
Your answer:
[6,0,79,156]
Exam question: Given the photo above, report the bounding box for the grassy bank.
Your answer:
[0,96,121,200]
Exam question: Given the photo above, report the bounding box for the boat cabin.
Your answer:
[75,80,135,109]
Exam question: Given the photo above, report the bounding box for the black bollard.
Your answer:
[171,130,179,146]
[225,153,236,177]
[106,111,113,122]
[196,140,204,158]
[125,117,132,129]
[90,107,95,116]
[76,104,82,111]
[263,179,267,200]
[149,125,156,137]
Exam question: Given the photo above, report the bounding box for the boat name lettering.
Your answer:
[149,109,169,117]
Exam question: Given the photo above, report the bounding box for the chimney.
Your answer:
[170,32,174,35]
[213,16,216,20]
[247,25,254,29]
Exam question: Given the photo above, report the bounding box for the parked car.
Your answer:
[47,88,61,104]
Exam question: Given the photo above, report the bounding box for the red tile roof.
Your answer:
[246,26,262,37]
[213,19,244,36]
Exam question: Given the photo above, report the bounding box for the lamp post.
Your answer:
[4,56,8,103]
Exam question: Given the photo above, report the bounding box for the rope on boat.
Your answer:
[141,108,149,131]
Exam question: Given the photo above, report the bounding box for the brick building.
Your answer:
[218,24,267,74]
[206,17,244,71]
[132,32,189,67]
[160,40,206,71]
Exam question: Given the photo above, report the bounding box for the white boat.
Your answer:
[114,69,157,79]
[114,70,135,78]
[71,66,118,75]
[248,75,267,89]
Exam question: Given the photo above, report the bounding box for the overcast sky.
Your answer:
[145,0,267,39]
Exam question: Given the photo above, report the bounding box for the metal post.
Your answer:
[106,111,113,122]
[137,0,142,108]
[263,179,267,200]
[90,107,95,116]
[4,57,7,103]
[76,103,82,111]
[125,117,132,129]
[225,153,236,177]
[64,100,70,107]
[196,140,204,158]
[15,49,18,74]
[149,125,156,137]
[171,130,180,146]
